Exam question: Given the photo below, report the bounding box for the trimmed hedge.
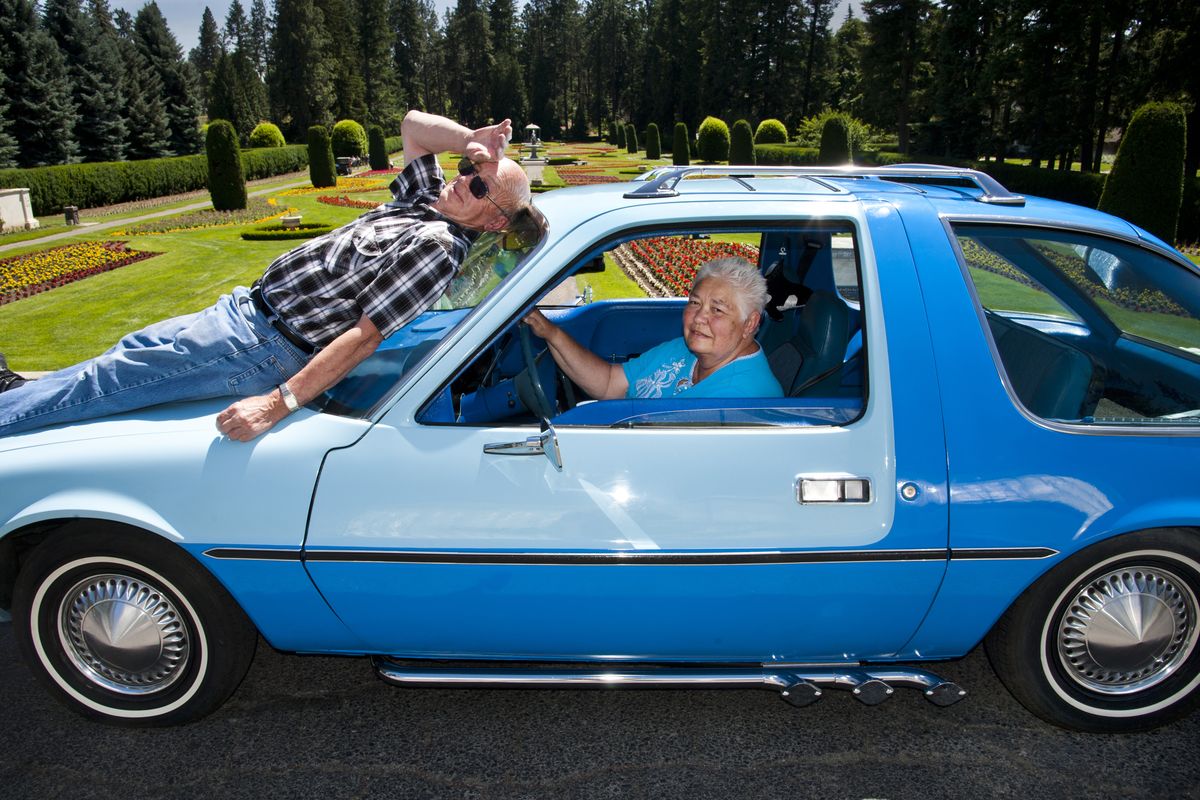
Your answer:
[367,125,388,170]
[248,122,286,148]
[241,222,335,241]
[755,144,819,165]
[385,135,402,154]
[0,146,309,216]
[755,119,789,145]
[645,123,661,160]
[672,123,690,166]
[1099,101,1187,243]
[206,120,247,211]
[730,119,755,166]
[819,116,852,164]
[625,123,638,154]
[307,126,337,189]
[977,162,1106,208]
[331,119,368,159]
[697,116,730,163]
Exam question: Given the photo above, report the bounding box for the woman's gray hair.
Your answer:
[691,256,769,319]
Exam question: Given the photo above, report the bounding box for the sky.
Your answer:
[117,0,861,58]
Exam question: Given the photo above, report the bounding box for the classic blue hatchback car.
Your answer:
[2,165,1199,731]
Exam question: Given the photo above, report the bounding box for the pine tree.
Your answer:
[224,0,248,52]
[861,0,932,154]
[0,1,26,167]
[489,0,527,129]
[189,7,223,108]
[320,0,367,121]
[115,8,172,159]
[444,0,493,126]
[135,2,203,155]
[358,0,400,130]
[209,52,255,141]
[248,0,271,78]
[269,0,335,139]
[10,3,80,166]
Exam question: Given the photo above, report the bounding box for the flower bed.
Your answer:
[110,198,291,235]
[0,241,159,305]
[613,236,760,297]
[317,195,379,209]
[357,169,400,177]
[558,173,621,186]
[282,177,386,195]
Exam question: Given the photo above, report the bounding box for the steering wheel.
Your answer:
[515,323,557,420]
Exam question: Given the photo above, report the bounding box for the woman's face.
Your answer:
[682,278,758,363]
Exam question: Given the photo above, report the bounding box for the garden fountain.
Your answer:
[520,123,548,186]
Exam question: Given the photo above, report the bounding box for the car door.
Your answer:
[302,204,951,662]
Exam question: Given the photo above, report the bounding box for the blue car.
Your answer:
[2,165,1198,731]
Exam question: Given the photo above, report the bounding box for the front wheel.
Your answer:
[986,528,1200,732]
[12,527,257,726]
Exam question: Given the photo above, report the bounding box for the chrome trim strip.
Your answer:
[187,547,1065,565]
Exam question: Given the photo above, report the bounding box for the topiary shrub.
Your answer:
[367,124,389,171]
[1098,101,1188,243]
[206,119,246,211]
[625,123,638,154]
[307,125,337,189]
[248,122,285,148]
[755,119,789,145]
[613,123,625,151]
[331,119,368,159]
[818,116,852,164]
[645,123,661,160]
[672,122,690,166]
[697,117,730,163]
[241,222,336,241]
[730,119,755,166]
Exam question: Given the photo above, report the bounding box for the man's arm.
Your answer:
[215,314,384,442]
[401,110,512,164]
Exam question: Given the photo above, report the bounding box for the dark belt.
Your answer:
[249,284,317,355]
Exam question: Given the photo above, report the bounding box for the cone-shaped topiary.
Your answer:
[367,124,389,171]
[646,123,661,160]
[625,123,638,154]
[730,119,755,165]
[755,118,788,144]
[818,115,852,164]
[697,116,730,163]
[1098,101,1188,243]
[248,122,285,148]
[307,125,337,188]
[206,119,247,211]
[613,122,625,151]
[673,122,690,166]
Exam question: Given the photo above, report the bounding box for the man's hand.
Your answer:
[468,118,512,162]
[216,390,289,442]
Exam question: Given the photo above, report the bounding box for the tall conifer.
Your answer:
[190,7,223,108]
[135,2,203,155]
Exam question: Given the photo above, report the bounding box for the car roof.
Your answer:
[530,166,1158,251]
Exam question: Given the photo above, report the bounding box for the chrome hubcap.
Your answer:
[59,574,190,695]
[1058,566,1197,695]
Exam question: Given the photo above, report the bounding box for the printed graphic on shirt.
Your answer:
[633,357,690,398]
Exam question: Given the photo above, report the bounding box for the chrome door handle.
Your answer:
[484,427,563,471]
[795,476,872,504]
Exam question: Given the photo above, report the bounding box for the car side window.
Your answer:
[954,223,1200,426]
[418,224,869,428]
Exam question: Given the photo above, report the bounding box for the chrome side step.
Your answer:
[372,658,966,708]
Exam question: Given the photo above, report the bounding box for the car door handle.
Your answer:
[484,427,563,471]
[795,476,872,504]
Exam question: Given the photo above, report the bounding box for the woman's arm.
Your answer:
[524,310,628,400]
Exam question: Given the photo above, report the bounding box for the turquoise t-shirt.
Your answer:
[622,337,783,399]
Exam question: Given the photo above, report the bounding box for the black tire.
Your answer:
[12,526,257,726]
[985,528,1200,732]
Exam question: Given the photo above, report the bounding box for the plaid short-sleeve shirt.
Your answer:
[257,154,474,347]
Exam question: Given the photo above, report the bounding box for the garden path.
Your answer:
[0,177,312,256]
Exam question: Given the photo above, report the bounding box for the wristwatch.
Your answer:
[277,382,300,413]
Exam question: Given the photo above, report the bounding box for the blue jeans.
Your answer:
[0,287,312,437]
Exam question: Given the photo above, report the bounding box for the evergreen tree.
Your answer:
[0,1,21,167]
[9,1,80,166]
[358,0,400,130]
[320,0,367,121]
[248,0,271,78]
[830,9,867,115]
[115,8,172,159]
[269,0,336,139]
[861,0,932,153]
[799,0,836,117]
[672,121,690,166]
[45,0,124,161]
[489,0,527,130]
[135,2,203,155]
[208,52,256,142]
[224,0,248,52]
[206,118,247,211]
[444,0,494,125]
[189,7,223,108]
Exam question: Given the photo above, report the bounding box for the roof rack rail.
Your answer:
[623,163,1025,206]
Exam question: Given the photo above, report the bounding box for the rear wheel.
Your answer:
[986,528,1200,732]
[12,527,257,726]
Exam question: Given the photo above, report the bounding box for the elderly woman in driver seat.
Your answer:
[524,256,783,400]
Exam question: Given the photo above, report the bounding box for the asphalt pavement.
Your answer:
[2,622,1198,800]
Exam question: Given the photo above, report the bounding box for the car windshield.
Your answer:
[317,232,537,418]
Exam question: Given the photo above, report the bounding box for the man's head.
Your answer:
[436,156,532,233]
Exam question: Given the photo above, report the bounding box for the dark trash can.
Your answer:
[64,206,80,225]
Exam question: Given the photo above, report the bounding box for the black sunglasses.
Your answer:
[457,157,509,218]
